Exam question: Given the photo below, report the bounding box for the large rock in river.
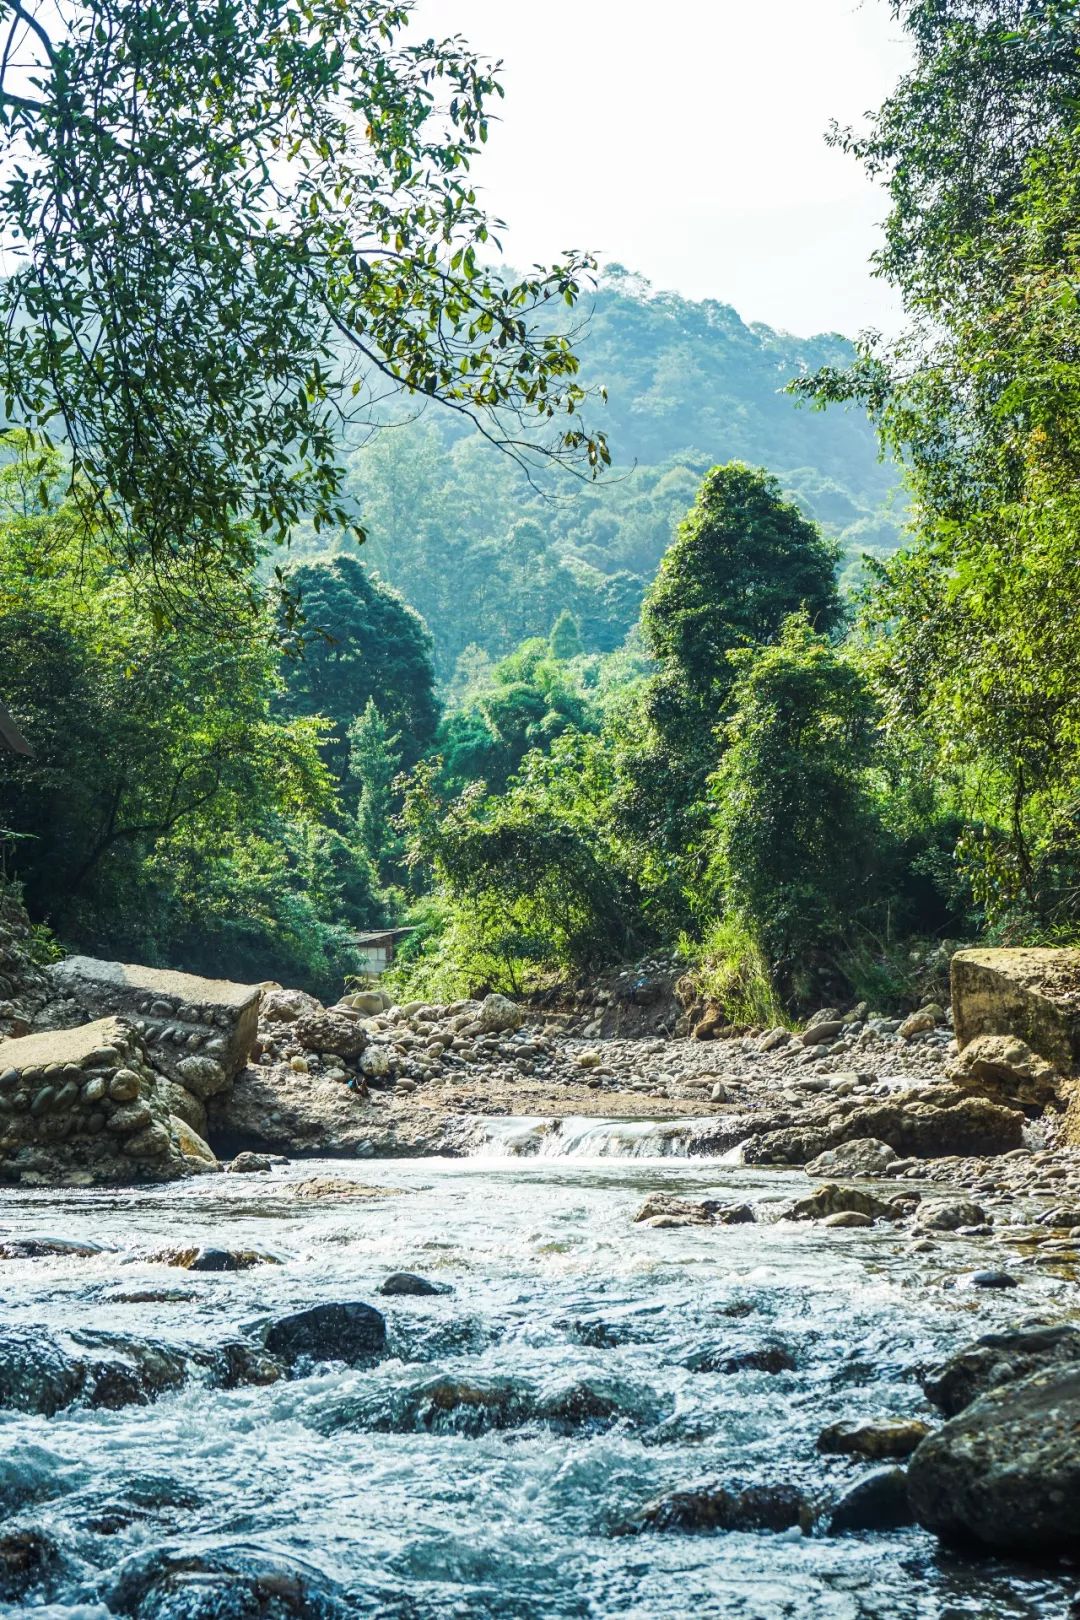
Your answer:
[907,1365,1080,1554]
[743,1089,1023,1166]
[951,947,1080,1072]
[923,1323,1080,1417]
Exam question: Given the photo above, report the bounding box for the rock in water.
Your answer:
[102,1546,352,1620]
[630,1479,812,1535]
[923,1323,1080,1417]
[907,1366,1080,1554]
[828,1467,914,1534]
[378,1271,452,1297]
[914,1199,987,1232]
[804,1138,899,1178]
[817,1418,931,1459]
[264,1302,387,1367]
[743,1092,1023,1166]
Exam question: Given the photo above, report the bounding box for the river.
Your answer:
[0,1133,1076,1619]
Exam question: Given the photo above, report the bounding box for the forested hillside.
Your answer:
[296,268,904,679]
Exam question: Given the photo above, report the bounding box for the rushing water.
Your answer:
[1,1128,1078,1619]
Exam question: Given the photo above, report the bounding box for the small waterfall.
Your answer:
[462,1114,731,1159]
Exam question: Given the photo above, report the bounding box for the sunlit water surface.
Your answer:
[1,1134,1078,1619]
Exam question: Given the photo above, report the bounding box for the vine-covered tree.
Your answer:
[0,0,607,604]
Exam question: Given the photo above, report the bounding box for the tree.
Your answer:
[0,449,335,944]
[641,462,841,706]
[612,462,842,906]
[549,609,584,662]
[710,615,881,1002]
[799,4,1080,935]
[280,556,438,778]
[0,0,608,602]
[348,698,403,885]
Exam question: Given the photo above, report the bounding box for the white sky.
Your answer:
[412,0,912,338]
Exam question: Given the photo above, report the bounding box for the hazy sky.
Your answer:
[412,1,912,339]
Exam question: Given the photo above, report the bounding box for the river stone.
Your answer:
[632,1479,812,1534]
[828,1467,914,1533]
[101,1546,352,1620]
[907,1365,1080,1553]
[800,1020,844,1046]
[923,1323,1080,1417]
[898,1008,938,1039]
[951,946,1080,1074]
[946,1033,1060,1108]
[477,993,524,1034]
[743,1093,1023,1166]
[818,1417,931,1459]
[293,1008,368,1059]
[805,1138,899,1178]
[635,1193,755,1227]
[263,1302,387,1367]
[175,1054,228,1100]
[378,1271,452,1297]
[684,1341,796,1375]
[0,1324,278,1416]
[915,1199,987,1232]
[786,1183,902,1222]
[47,955,259,1087]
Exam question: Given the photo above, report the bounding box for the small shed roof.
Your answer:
[354,927,417,947]
[0,701,30,756]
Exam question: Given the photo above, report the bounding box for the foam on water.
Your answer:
[0,1144,1073,1618]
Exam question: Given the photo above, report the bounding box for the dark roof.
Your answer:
[354,927,417,947]
[0,701,30,756]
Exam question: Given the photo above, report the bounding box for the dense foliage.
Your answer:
[4,0,1077,1020]
[0,0,606,608]
[293,271,905,678]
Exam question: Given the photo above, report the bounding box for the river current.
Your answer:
[0,1130,1077,1619]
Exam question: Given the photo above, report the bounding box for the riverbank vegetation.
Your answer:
[1,0,1078,1017]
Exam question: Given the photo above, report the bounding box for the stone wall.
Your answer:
[0,1017,217,1185]
[43,956,259,1136]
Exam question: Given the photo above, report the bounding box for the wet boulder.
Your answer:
[828,1467,914,1534]
[0,1324,279,1416]
[630,1479,812,1535]
[923,1323,1080,1417]
[785,1183,905,1223]
[743,1092,1023,1166]
[634,1193,754,1228]
[684,1340,796,1375]
[817,1417,931,1459]
[914,1198,987,1232]
[101,1545,351,1619]
[0,1526,71,1604]
[377,1271,451,1297]
[263,1302,387,1368]
[907,1365,1080,1553]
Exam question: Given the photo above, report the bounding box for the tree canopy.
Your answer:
[0,0,607,603]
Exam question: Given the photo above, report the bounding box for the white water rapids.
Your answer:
[0,1129,1074,1618]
